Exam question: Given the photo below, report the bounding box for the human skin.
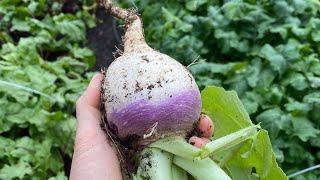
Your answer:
[69,73,213,180]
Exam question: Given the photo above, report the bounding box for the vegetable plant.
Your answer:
[0,0,96,179]
[100,1,287,179]
[122,0,320,178]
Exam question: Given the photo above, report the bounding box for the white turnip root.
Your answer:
[99,2,236,180]
[101,0,201,148]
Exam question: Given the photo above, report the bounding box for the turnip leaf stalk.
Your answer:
[173,156,231,180]
[172,164,188,180]
[136,148,173,180]
[198,125,258,159]
[149,136,199,159]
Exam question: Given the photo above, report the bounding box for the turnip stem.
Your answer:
[198,125,258,159]
[137,147,173,180]
[101,0,151,53]
[149,136,200,160]
[172,164,188,180]
[174,156,231,180]
[101,0,137,22]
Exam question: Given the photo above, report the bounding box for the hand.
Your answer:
[69,73,122,180]
[69,73,214,180]
[189,114,214,148]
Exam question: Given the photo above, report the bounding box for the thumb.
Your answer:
[75,73,103,137]
[70,73,122,180]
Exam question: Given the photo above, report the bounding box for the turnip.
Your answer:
[100,0,201,148]
[99,1,259,179]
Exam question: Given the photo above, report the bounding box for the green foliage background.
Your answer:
[122,0,320,179]
[0,0,319,179]
[0,0,96,179]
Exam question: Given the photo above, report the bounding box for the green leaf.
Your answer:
[241,98,259,114]
[185,0,207,11]
[310,61,320,76]
[282,72,308,91]
[11,137,36,162]
[0,1,95,178]
[48,172,68,180]
[226,166,258,180]
[242,91,264,114]
[0,161,32,180]
[291,117,320,142]
[0,137,15,158]
[201,86,252,139]
[223,2,255,21]
[70,47,95,68]
[200,86,287,179]
[54,15,85,41]
[307,75,320,88]
[285,101,311,115]
[227,130,287,180]
[7,108,33,125]
[303,92,320,105]
[190,62,247,76]
[11,18,31,32]
[255,69,277,88]
[27,1,38,14]
[256,108,290,139]
[277,39,301,62]
[246,59,262,88]
[260,44,287,73]
[308,18,320,42]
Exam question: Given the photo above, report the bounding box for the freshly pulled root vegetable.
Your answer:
[98,1,262,180]
[100,0,201,148]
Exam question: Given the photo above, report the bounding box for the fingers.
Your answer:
[77,73,104,109]
[189,114,214,148]
[76,73,103,126]
[70,73,122,180]
[75,73,104,139]
[198,114,214,138]
[189,136,210,148]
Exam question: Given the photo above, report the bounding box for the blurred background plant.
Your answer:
[0,0,319,179]
[0,0,97,179]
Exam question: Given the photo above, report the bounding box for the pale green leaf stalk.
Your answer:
[150,136,200,159]
[171,164,188,180]
[137,148,173,180]
[173,156,231,180]
[198,125,258,159]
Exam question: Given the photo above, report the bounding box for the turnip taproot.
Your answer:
[101,0,201,148]
[98,1,259,180]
